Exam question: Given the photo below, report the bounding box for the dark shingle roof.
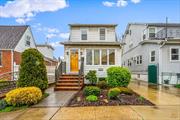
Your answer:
[0,26,28,49]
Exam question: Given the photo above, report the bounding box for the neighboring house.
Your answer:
[0,26,36,78]
[122,23,180,85]
[61,24,122,82]
[37,44,58,66]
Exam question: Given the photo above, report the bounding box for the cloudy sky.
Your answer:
[0,0,180,58]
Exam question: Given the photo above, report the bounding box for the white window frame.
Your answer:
[81,28,88,40]
[170,47,180,62]
[99,28,106,40]
[109,49,115,65]
[148,27,156,38]
[150,50,156,63]
[136,55,142,65]
[85,49,93,65]
[25,35,31,47]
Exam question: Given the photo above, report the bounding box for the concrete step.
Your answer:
[56,83,83,86]
[57,80,83,83]
[54,86,82,91]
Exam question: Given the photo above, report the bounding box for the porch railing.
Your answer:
[78,57,84,89]
[55,61,66,82]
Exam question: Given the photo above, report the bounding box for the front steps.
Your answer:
[54,74,84,91]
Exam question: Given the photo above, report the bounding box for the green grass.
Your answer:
[0,105,28,112]
[175,84,180,88]
[42,92,49,99]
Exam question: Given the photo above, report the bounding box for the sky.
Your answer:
[0,0,180,58]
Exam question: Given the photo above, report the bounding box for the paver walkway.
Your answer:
[0,81,180,120]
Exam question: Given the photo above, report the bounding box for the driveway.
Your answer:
[0,81,180,120]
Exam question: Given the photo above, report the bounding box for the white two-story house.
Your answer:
[122,23,180,85]
[61,24,122,81]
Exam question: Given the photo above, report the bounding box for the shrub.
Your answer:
[86,95,98,102]
[98,77,106,81]
[83,86,100,96]
[17,48,48,91]
[107,67,131,87]
[5,87,42,106]
[108,87,121,99]
[97,81,108,89]
[119,87,133,95]
[175,84,180,88]
[85,70,97,85]
[0,99,7,110]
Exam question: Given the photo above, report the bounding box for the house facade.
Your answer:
[0,26,36,78]
[122,23,180,85]
[61,24,122,82]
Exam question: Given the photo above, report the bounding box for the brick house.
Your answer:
[0,26,36,77]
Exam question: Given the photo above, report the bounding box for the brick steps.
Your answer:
[54,74,84,91]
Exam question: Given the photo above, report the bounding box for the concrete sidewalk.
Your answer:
[0,81,179,120]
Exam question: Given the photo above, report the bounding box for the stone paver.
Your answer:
[51,106,142,120]
[33,87,77,107]
[0,109,26,120]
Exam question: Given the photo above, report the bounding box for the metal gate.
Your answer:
[148,65,158,84]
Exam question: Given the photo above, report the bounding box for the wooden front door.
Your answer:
[70,49,79,72]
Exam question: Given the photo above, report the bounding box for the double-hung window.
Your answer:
[149,28,155,38]
[136,55,142,65]
[170,48,179,61]
[100,28,106,40]
[25,35,31,46]
[0,51,2,66]
[150,51,155,62]
[81,29,87,40]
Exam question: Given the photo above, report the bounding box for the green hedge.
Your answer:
[17,48,48,91]
[107,67,131,87]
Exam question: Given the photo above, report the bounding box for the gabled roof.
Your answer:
[36,44,54,50]
[0,26,28,49]
[69,24,118,27]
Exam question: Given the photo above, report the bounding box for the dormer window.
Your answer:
[25,35,31,46]
[81,29,87,40]
[149,28,155,38]
[100,28,106,40]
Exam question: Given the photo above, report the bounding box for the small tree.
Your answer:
[17,48,48,91]
[85,70,97,85]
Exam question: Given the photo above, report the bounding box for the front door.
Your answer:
[70,49,79,72]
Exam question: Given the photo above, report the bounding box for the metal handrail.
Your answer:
[55,61,66,82]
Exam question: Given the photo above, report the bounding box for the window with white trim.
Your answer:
[149,28,155,38]
[25,35,31,46]
[100,28,106,40]
[136,55,142,65]
[86,49,92,65]
[171,48,179,61]
[81,29,87,40]
[0,51,2,66]
[101,49,107,65]
[94,50,100,65]
[150,51,155,62]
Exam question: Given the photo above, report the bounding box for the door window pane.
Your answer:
[101,49,107,65]
[94,50,100,65]
[171,48,179,60]
[86,49,92,65]
[109,49,115,65]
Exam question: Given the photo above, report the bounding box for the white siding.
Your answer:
[14,27,36,52]
[37,46,54,59]
[70,27,116,42]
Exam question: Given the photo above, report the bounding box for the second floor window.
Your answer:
[100,28,106,40]
[25,35,31,46]
[171,48,179,61]
[149,28,155,38]
[0,51,2,66]
[81,29,87,40]
[150,51,155,62]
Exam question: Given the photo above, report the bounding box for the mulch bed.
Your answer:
[67,88,154,107]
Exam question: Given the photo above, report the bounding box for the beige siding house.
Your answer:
[61,24,122,83]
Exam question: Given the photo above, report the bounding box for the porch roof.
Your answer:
[60,41,122,47]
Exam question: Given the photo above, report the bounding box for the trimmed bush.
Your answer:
[17,48,48,91]
[86,95,98,102]
[97,81,108,89]
[83,86,100,96]
[108,87,121,99]
[175,84,180,88]
[85,70,97,85]
[5,87,42,106]
[119,87,133,95]
[107,67,131,87]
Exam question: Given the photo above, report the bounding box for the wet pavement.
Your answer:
[0,81,180,120]
[33,87,77,107]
